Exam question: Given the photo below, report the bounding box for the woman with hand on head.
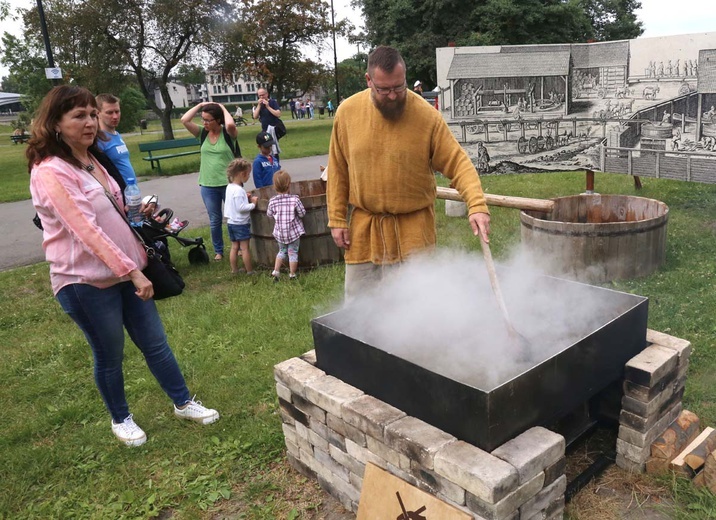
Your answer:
[29,85,219,447]
[181,101,238,261]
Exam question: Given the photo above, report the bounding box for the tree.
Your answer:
[220,0,347,102]
[0,33,54,114]
[4,0,231,140]
[115,86,147,134]
[356,0,643,85]
[582,0,643,41]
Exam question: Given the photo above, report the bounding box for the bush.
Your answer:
[116,87,147,134]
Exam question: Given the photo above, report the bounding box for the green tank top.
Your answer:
[198,131,233,187]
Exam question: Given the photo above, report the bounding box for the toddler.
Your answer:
[267,170,306,281]
[224,159,258,275]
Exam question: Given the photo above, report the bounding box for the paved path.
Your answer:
[0,154,327,272]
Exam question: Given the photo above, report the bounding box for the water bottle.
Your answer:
[124,177,143,227]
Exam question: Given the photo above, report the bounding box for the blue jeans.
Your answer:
[200,185,226,256]
[56,282,191,423]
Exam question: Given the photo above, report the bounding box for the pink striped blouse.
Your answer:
[30,156,147,295]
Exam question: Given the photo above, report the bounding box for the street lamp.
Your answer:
[37,0,60,85]
[330,0,340,104]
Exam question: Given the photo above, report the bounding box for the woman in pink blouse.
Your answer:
[28,86,219,447]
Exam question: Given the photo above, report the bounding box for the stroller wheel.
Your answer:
[188,246,209,265]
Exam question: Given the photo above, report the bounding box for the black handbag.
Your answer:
[274,118,287,139]
[105,191,185,300]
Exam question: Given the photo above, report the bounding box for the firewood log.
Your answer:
[684,429,716,471]
[703,451,716,492]
[650,410,700,460]
[670,427,714,478]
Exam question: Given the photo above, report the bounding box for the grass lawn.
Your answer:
[2,140,716,516]
[0,117,332,203]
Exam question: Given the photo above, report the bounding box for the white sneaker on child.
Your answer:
[111,414,147,447]
[174,398,220,425]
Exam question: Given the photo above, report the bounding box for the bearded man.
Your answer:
[326,45,491,300]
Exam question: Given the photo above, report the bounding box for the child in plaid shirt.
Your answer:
[267,170,306,281]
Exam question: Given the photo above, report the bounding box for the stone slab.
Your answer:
[491,427,565,484]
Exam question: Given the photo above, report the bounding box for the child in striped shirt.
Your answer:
[267,170,306,281]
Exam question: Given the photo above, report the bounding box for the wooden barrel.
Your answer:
[520,194,668,283]
[249,179,343,269]
[641,122,673,139]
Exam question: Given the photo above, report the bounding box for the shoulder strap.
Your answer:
[222,127,242,158]
[200,127,208,146]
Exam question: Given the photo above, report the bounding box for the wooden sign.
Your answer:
[357,463,471,520]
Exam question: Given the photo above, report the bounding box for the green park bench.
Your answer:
[138,137,200,174]
[11,133,30,144]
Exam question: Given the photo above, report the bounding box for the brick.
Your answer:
[292,422,314,453]
[491,427,565,484]
[519,475,566,520]
[279,409,295,426]
[619,400,682,433]
[326,426,346,452]
[624,345,679,388]
[285,438,300,458]
[327,413,346,436]
[292,393,327,423]
[617,403,682,449]
[314,446,350,482]
[621,379,684,417]
[646,330,692,366]
[434,440,518,503]
[342,394,406,439]
[317,473,360,512]
[349,471,363,491]
[616,452,646,473]
[286,452,316,479]
[329,443,366,478]
[623,369,676,402]
[544,457,566,487]
[300,349,317,365]
[327,413,364,447]
[278,398,308,426]
[410,461,467,505]
[466,471,545,520]
[385,416,456,470]
[345,437,388,469]
[366,435,402,467]
[304,375,363,418]
[275,381,293,402]
[307,427,329,452]
[274,357,325,398]
[616,438,650,464]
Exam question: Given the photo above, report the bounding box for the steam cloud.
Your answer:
[325,247,639,390]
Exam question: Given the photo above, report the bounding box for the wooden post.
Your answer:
[585,170,595,193]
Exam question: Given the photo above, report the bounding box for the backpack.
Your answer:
[200,127,242,158]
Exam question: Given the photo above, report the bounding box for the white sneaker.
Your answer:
[174,398,220,425]
[111,414,147,447]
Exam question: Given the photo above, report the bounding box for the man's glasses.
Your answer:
[370,80,408,96]
[201,118,215,124]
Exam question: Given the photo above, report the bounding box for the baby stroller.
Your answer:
[138,208,209,265]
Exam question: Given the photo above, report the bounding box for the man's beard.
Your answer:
[371,91,407,121]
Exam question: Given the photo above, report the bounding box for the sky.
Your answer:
[2,0,716,83]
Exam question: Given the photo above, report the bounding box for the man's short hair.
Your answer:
[367,46,406,76]
[96,93,120,109]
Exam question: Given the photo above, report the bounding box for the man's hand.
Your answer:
[331,228,351,250]
[469,212,491,242]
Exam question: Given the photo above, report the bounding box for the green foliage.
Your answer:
[357,0,644,85]
[0,32,54,114]
[10,112,31,132]
[219,0,339,102]
[116,86,148,134]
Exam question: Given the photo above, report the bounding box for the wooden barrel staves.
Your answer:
[249,179,343,269]
[520,194,668,284]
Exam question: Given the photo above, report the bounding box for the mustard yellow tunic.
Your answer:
[327,89,489,265]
